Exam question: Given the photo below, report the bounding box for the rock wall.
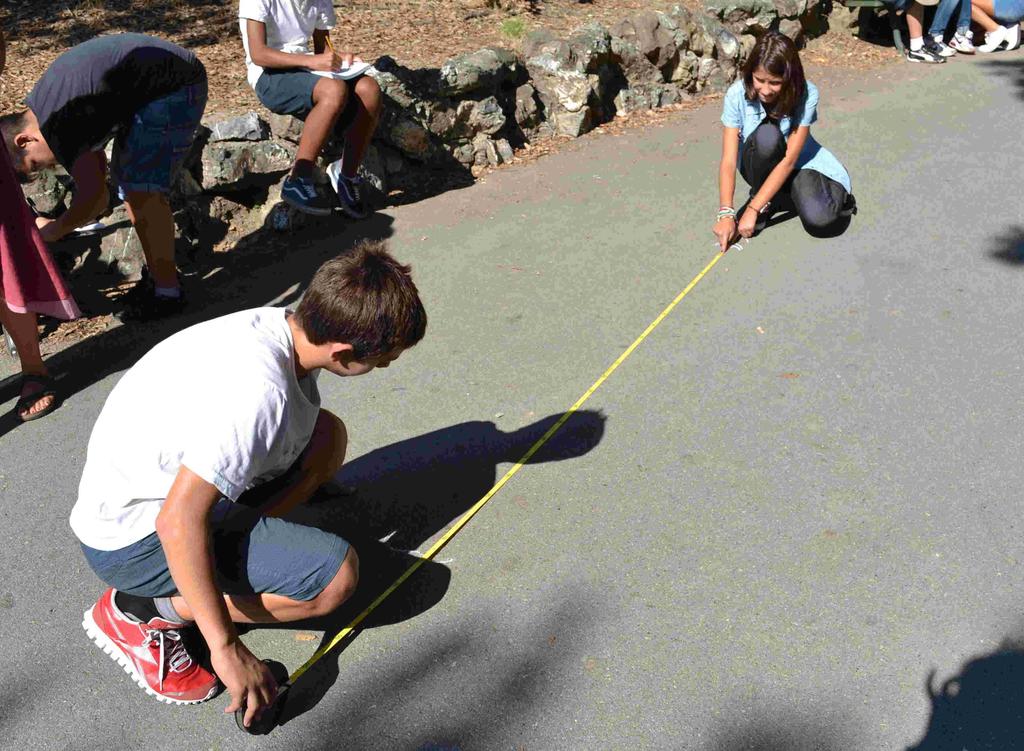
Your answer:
[25,3,828,279]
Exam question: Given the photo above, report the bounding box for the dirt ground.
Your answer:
[0,0,895,117]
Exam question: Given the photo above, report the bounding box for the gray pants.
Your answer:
[740,120,853,236]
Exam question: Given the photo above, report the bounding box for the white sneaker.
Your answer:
[1004,23,1021,50]
[949,31,976,53]
[978,25,1009,52]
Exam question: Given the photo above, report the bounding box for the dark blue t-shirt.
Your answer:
[25,33,206,169]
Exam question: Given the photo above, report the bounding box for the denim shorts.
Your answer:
[254,68,360,134]
[995,0,1024,22]
[111,78,208,197]
[80,499,349,601]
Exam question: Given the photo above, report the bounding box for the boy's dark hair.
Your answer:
[741,32,806,119]
[0,110,29,162]
[295,239,427,359]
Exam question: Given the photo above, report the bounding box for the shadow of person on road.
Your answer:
[266,409,607,730]
[906,639,1024,750]
[987,225,1024,266]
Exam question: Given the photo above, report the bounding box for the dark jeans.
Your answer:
[740,121,852,236]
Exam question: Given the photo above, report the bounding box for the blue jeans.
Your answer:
[110,79,208,197]
[929,0,972,36]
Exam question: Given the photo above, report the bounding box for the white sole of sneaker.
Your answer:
[82,608,219,706]
[280,193,333,217]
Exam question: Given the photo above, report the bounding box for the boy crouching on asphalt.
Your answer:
[239,0,383,218]
[70,240,426,727]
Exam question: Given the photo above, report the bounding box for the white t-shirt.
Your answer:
[70,308,322,551]
[238,0,336,88]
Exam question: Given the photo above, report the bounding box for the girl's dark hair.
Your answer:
[295,240,427,359]
[741,32,806,119]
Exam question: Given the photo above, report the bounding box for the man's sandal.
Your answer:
[15,374,60,422]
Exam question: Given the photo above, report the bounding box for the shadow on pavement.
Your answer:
[291,592,600,749]
[251,409,607,729]
[982,58,1024,102]
[987,225,1024,266]
[906,638,1024,750]
[710,705,853,751]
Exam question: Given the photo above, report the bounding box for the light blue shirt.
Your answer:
[721,79,851,193]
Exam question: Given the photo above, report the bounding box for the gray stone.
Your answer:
[514,83,541,129]
[827,2,858,33]
[438,47,520,96]
[567,22,613,72]
[704,0,779,35]
[524,51,600,137]
[379,144,406,174]
[389,118,435,160]
[611,36,666,86]
[523,28,558,59]
[266,113,304,143]
[207,112,270,142]
[357,144,388,194]
[612,12,678,70]
[199,139,294,191]
[452,142,476,166]
[473,134,500,167]
[668,50,701,89]
[495,138,515,163]
[664,5,701,51]
[22,168,70,216]
[467,96,507,135]
[779,17,805,43]
[773,0,807,18]
[172,168,203,198]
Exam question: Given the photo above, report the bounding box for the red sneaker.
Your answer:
[83,588,219,705]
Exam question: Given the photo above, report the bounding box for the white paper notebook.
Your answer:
[311,61,374,81]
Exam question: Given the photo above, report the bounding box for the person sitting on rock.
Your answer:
[71,240,426,726]
[239,0,383,218]
[0,33,207,321]
[970,0,1021,51]
[712,31,856,252]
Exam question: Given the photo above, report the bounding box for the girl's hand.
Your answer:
[737,206,759,239]
[713,216,737,252]
[309,49,343,72]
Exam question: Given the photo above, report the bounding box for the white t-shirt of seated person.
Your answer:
[239,0,336,89]
[70,307,322,551]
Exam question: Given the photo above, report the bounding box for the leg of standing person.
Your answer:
[927,0,966,53]
[114,78,207,321]
[0,305,52,419]
[906,2,948,61]
[949,0,978,51]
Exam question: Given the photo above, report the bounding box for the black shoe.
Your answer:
[906,46,945,63]
[281,175,334,216]
[840,193,858,217]
[116,276,186,322]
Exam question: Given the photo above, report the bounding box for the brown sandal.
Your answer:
[15,374,60,422]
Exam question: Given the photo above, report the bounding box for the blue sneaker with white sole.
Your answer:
[281,176,333,216]
[326,160,369,219]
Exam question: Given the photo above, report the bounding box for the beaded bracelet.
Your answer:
[717,207,736,221]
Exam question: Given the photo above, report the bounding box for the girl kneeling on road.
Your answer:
[712,32,856,252]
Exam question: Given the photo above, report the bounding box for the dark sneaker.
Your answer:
[840,193,858,217]
[924,37,956,57]
[83,588,220,705]
[906,46,945,63]
[115,276,186,322]
[281,175,334,216]
[327,160,368,219]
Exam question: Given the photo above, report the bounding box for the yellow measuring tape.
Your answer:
[288,249,727,684]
